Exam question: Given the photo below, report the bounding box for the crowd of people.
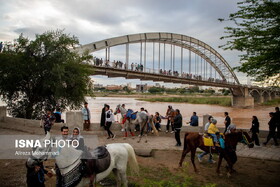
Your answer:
[92,57,233,84]
[32,103,279,186]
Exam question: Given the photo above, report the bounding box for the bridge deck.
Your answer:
[91,65,241,88]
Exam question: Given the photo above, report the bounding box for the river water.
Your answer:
[85,97,273,130]
[0,97,274,130]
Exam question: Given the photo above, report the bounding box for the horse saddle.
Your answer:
[83,146,111,176]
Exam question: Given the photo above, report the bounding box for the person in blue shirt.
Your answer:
[187,112,199,126]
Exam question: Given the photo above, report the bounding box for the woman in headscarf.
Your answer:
[71,127,85,150]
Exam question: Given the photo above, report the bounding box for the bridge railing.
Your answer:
[89,60,238,85]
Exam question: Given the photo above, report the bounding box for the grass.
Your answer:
[97,162,216,187]
[137,96,232,107]
[261,98,280,106]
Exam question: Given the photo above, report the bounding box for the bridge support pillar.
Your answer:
[232,96,254,108]
[232,87,254,107]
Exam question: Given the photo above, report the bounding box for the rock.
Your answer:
[134,148,153,157]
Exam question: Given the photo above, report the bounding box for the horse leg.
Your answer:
[190,149,198,172]
[119,170,128,187]
[137,122,145,143]
[144,133,148,143]
[113,168,121,187]
[179,147,190,167]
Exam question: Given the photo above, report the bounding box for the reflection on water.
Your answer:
[0,97,274,130]
[85,97,273,130]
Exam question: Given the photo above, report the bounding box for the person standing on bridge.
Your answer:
[224,112,231,134]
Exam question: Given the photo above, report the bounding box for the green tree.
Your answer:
[148,86,165,93]
[0,30,94,119]
[219,0,280,85]
[123,86,132,93]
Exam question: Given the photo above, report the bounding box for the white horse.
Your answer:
[114,104,158,143]
[27,132,139,187]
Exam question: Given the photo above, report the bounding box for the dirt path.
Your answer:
[0,127,280,186]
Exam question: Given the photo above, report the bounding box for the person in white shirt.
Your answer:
[105,105,116,139]
[197,116,216,164]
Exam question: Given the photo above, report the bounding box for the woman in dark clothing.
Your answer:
[100,104,109,128]
[174,109,182,146]
[250,116,260,146]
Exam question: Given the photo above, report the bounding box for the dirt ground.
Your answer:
[0,149,279,187]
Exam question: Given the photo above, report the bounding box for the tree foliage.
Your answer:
[219,0,280,85]
[0,30,94,119]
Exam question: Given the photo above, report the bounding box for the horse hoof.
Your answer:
[145,140,148,143]
[137,141,140,143]
[227,172,231,178]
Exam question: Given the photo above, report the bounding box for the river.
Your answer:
[85,97,273,130]
[0,96,274,130]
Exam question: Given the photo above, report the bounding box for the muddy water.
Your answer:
[0,97,274,130]
[85,97,274,130]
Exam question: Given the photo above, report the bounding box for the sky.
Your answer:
[0,0,249,87]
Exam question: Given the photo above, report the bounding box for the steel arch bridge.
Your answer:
[78,32,239,84]
[76,32,279,107]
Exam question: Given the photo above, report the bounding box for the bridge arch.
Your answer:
[262,90,270,102]
[77,32,240,85]
[249,89,262,104]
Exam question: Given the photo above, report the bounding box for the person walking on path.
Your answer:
[197,116,216,163]
[224,112,231,134]
[100,104,109,129]
[174,109,182,146]
[153,112,162,131]
[166,105,175,133]
[82,102,91,131]
[264,112,279,146]
[275,107,280,139]
[41,109,56,134]
[105,105,116,139]
[187,112,199,126]
[250,116,260,146]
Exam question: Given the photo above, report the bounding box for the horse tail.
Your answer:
[183,132,189,150]
[123,143,139,176]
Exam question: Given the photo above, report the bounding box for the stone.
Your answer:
[134,148,153,157]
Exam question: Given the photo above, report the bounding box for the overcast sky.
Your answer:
[0,0,249,87]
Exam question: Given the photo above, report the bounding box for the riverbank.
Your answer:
[137,96,232,106]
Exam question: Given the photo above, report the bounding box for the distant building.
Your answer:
[106,85,123,91]
[136,84,148,92]
[93,84,104,89]
[155,83,161,87]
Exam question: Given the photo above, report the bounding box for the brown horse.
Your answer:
[179,131,253,175]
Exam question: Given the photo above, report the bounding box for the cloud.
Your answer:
[0,0,247,85]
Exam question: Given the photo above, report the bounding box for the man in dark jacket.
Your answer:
[264,112,279,146]
[174,109,182,146]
